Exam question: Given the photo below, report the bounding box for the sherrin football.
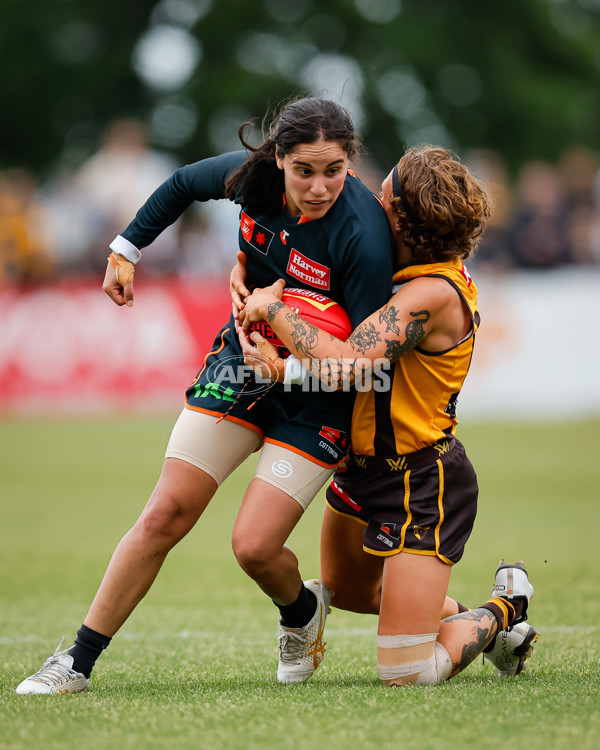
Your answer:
[249,287,352,355]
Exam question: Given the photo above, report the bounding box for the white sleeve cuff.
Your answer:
[109,235,142,264]
[283,355,308,385]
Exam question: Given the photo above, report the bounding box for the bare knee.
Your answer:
[232,534,276,580]
[136,492,200,549]
[133,459,216,550]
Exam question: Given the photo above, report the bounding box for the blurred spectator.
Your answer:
[557,145,600,265]
[177,198,242,279]
[3,135,600,284]
[504,160,573,269]
[42,118,181,277]
[466,149,513,272]
[0,168,54,286]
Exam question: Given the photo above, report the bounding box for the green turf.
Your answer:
[1,416,598,750]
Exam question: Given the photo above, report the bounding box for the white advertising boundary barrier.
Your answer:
[460,267,600,421]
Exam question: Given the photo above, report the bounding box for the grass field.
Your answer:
[1,416,599,750]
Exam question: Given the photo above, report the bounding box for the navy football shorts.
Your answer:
[185,323,351,468]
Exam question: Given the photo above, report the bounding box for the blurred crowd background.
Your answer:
[1,119,600,286]
[2,0,600,289]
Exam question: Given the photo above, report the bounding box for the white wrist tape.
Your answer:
[283,355,308,385]
[109,235,142,264]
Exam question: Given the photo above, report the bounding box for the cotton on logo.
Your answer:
[271,459,293,478]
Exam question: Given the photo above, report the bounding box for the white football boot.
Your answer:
[484,621,539,676]
[16,639,89,695]
[277,579,332,684]
[484,560,538,676]
[491,560,534,623]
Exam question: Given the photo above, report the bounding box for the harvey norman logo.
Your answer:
[287,250,330,290]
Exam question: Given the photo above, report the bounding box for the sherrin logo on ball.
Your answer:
[249,288,352,355]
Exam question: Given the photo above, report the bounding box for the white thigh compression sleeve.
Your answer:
[377,634,452,686]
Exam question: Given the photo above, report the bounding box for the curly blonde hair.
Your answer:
[392,146,492,262]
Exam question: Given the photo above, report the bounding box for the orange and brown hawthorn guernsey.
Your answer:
[350,257,479,456]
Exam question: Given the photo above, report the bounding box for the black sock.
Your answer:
[68,624,112,678]
[276,584,317,628]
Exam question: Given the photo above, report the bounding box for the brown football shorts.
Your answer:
[325,437,478,564]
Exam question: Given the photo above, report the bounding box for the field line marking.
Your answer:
[1,624,598,645]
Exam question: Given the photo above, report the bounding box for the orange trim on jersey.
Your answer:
[183,403,265,440]
[345,168,383,206]
[263,437,347,469]
[191,327,230,385]
[325,498,368,527]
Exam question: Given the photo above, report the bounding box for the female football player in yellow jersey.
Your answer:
[237,145,538,685]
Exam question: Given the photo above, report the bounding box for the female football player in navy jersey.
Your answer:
[17,97,399,694]
[238,145,538,686]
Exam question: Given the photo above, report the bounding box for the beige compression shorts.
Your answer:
[165,408,335,510]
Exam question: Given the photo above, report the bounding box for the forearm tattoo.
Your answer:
[266,302,321,357]
[286,312,321,358]
[348,322,381,355]
[266,301,285,324]
[265,302,431,389]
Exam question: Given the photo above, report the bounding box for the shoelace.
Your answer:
[29,637,78,685]
[278,630,307,664]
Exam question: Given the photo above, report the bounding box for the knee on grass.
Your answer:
[377,634,452,687]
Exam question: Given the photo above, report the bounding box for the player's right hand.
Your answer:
[102,252,135,307]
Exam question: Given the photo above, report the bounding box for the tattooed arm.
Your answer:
[240,277,469,389]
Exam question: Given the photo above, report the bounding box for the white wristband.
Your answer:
[283,355,308,385]
[109,235,142,264]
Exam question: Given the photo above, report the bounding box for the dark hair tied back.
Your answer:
[225,97,358,216]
